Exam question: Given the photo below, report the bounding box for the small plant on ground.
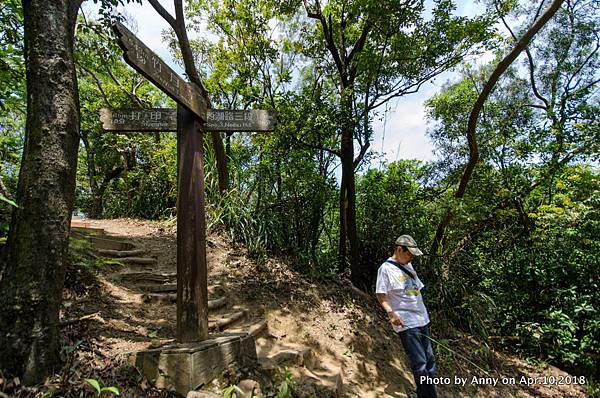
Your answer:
[222,384,243,398]
[275,367,295,398]
[85,378,120,396]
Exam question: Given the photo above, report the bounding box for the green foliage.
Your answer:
[62,340,83,355]
[74,13,177,220]
[422,0,600,375]
[0,0,25,238]
[1,0,594,384]
[356,160,432,286]
[0,0,25,111]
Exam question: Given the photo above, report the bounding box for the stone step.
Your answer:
[260,347,315,370]
[209,309,247,331]
[143,293,176,304]
[142,294,228,310]
[112,257,157,265]
[186,391,222,398]
[225,319,268,339]
[138,283,177,293]
[291,365,343,398]
[208,296,227,310]
[138,283,224,294]
[71,232,135,251]
[114,271,176,285]
[98,248,146,257]
[71,225,106,235]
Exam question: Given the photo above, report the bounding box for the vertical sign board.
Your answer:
[113,22,209,342]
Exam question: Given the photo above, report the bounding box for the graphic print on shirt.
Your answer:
[395,272,421,296]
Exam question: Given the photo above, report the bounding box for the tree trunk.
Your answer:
[0,0,82,384]
[211,131,228,194]
[337,84,361,285]
[338,169,348,268]
[340,126,360,286]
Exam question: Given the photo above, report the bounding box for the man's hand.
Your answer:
[377,293,405,327]
[388,311,404,327]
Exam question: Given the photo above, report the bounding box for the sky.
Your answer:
[84,0,488,165]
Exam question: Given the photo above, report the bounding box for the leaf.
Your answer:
[101,386,120,396]
[0,194,18,207]
[101,260,124,267]
[63,339,82,354]
[85,378,101,394]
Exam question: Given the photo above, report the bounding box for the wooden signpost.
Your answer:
[113,21,209,344]
[109,21,276,350]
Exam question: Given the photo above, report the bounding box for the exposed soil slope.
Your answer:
[8,218,584,398]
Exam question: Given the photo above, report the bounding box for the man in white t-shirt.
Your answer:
[376,235,437,398]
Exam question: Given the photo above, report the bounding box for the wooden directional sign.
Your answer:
[100,108,277,132]
[205,109,276,132]
[100,108,177,132]
[113,22,207,121]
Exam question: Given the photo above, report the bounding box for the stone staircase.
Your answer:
[71,221,342,397]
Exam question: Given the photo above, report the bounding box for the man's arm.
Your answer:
[376,293,404,327]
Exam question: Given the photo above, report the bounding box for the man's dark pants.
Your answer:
[398,323,437,398]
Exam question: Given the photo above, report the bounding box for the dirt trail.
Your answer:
[65,218,588,398]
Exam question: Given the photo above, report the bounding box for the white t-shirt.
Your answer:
[375,259,430,332]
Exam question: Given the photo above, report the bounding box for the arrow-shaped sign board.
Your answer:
[205,109,276,132]
[113,22,207,122]
[100,108,277,132]
[100,108,177,132]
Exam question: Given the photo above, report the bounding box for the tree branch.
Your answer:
[291,135,341,158]
[498,9,551,110]
[431,0,565,256]
[458,0,565,198]
[304,0,347,85]
[76,62,114,108]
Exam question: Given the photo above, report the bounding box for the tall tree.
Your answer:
[430,0,566,257]
[0,0,137,384]
[302,0,493,286]
[0,0,84,383]
[423,0,598,361]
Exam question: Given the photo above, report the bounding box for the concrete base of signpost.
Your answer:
[131,333,258,396]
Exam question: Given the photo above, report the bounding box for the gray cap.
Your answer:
[395,235,423,256]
